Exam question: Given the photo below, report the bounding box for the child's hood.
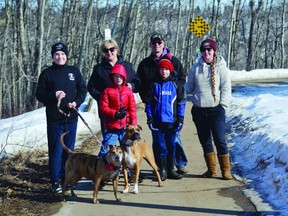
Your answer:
[109,64,127,85]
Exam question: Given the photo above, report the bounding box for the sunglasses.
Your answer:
[201,47,213,52]
[103,47,116,53]
[151,41,163,45]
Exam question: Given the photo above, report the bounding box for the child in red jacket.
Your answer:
[99,64,137,156]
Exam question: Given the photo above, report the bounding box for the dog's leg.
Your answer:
[93,177,102,204]
[144,151,164,187]
[133,163,141,194]
[113,175,122,202]
[122,164,130,194]
[61,181,67,201]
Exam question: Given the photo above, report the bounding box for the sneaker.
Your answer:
[177,166,187,174]
[51,182,62,194]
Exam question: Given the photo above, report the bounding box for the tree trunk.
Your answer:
[175,0,182,57]
[0,1,13,118]
[228,0,238,68]
[128,1,141,63]
[280,0,286,68]
[78,0,93,80]
[246,0,263,71]
[264,0,273,68]
[32,0,46,109]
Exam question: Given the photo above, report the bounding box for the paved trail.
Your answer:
[52,102,260,216]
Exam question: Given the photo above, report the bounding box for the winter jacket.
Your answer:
[36,63,87,124]
[145,74,187,125]
[87,56,140,102]
[100,64,137,130]
[185,56,231,109]
[137,48,186,103]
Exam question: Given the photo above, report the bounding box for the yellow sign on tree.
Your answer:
[187,16,210,38]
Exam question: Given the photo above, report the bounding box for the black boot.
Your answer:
[168,160,183,180]
[160,157,168,181]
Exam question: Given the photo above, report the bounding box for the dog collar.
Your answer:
[103,154,121,171]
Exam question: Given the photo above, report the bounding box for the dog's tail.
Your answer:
[60,131,75,155]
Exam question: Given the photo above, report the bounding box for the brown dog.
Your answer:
[60,132,123,204]
[122,125,163,194]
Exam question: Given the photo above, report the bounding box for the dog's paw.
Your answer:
[116,197,122,202]
[93,199,100,204]
[122,188,129,194]
[61,196,67,202]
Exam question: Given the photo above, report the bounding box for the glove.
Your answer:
[175,123,183,132]
[114,107,127,119]
[148,123,158,131]
[147,116,158,131]
[147,116,153,124]
[175,116,184,132]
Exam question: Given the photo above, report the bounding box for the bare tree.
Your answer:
[246,0,264,71]
[174,0,182,56]
[32,0,46,109]
[280,0,286,68]
[228,0,239,68]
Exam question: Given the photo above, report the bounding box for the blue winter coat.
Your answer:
[145,75,186,125]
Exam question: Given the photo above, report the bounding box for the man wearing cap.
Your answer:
[36,42,87,194]
[137,33,188,174]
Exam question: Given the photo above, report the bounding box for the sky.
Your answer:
[1,68,288,214]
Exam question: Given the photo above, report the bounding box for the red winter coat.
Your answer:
[100,64,137,130]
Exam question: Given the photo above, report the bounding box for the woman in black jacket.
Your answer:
[87,39,140,136]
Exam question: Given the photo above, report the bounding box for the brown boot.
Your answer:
[202,152,217,178]
[218,154,233,180]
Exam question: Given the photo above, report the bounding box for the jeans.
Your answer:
[192,105,228,155]
[174,132,188,168]
[152,128,188,169]
[98,129,125,156]
[47,121,78,184]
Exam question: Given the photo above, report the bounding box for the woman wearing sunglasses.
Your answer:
[88,39,140,137]
[185,38,233,180]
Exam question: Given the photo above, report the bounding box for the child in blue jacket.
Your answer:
[145,59,187,180]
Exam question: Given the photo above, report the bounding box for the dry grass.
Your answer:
[0,134,101,216]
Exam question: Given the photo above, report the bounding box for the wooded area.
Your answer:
[0,0,287,118]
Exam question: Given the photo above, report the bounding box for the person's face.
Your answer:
[159,67,171,80]
[150,39,164,55]
[201,47,215,63]
[113,74,124,86]
[102,43,118,62]
[52,51,67,65]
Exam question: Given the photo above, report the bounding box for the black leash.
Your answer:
[73,108,102,145]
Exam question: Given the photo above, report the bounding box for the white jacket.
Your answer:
[185,56,231,109]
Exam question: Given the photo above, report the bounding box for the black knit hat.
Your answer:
[51,42,68,57]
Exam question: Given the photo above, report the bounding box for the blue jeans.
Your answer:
[98,129,125,156]
[47,121,78,184]
[155,127,176,161]
[192,105,228,155]
[174,132,188,168]
[152,128,188,168]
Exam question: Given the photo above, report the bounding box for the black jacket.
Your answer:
[87,56,140,102]
[36,63,87,124]
[137,51,186,103]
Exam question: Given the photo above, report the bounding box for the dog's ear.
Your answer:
[137,125,143,131]
[125,124,129,129]
[108,145,114,150]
